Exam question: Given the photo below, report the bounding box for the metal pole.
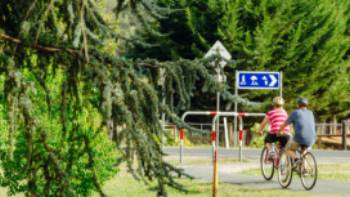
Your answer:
[179,128,184,163]
[160,68,166,150]
[212,115,218,197]
[342,120,347,151]
[179,111,216,163]
[216,65,221,149]
[210,112,264,197]
[238,115,243,161]
[161,96,166,149]
[234,71,238,147]
[179,111,265,164]
[224,118,229,149]
[216,91,220,148]
[279,72,283,97]
[175,126,178,143]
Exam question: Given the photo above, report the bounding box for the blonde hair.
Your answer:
[273,96,284,107]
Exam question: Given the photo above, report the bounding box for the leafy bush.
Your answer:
[0,71,117,196]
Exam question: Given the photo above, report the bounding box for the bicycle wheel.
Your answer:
[300,152,317,190]
[260,147,274,180]
[278,152,293,188]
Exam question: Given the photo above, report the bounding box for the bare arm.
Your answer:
[258,116,269,135]
[278,121,289,133]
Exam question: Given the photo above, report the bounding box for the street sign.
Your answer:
[205,41,231,68]
[204,41,232,152]
[236,71,280,89]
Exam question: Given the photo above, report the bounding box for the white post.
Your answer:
[161,97,165,149]
[234,71,238,147]
[224,118,229,149]
[174,126,178,143]
[279,71,283,97]
[216,91,220,148]
[238,115,243,161]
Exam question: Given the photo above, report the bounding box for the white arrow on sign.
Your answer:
[262,76,268,85]
[204,41,232,68]
[269,75,278,87]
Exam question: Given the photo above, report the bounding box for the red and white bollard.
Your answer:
[211,115,218,197]
[179,128,185,163]
[211,130,216,151]
[238,113,244,161]
[179,111,217,164]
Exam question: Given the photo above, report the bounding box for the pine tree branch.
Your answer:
[0,33,160,69]
[0,32,81,55]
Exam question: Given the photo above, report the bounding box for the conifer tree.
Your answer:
[132,0,350,120]
[0,0,255,196]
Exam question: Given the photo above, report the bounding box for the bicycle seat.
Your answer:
[297,145,310,154]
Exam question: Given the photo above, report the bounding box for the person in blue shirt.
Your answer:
[278,97,316,159]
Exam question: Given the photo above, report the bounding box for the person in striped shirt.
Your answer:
[258,97,290,155]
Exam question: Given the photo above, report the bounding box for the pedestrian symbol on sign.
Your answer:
[250,75,258,85]
[240,75,247,85]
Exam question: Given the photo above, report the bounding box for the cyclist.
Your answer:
[258,96,290,156]
[278,97,316,160]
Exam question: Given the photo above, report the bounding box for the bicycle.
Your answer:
[260,142,282,180]
[260,132,290,181]
[278,147,318,190]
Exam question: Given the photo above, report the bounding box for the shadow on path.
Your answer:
[181,164,350,195]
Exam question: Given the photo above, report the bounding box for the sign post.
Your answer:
[158,68,166,149]
[205,41,231,149]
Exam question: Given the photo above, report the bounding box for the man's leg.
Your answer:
[300,145,309,158]
[285,138,298,160]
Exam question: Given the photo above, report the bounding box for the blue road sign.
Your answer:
[237,71,280,89]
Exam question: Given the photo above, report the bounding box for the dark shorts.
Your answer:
[264,133,290,148]
[286,138,310,151]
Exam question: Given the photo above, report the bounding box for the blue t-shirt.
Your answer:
[286,108,316,146]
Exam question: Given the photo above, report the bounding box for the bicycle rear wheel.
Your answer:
[260,147,274,180]
[278,152,293,188]
[300,152,318,190]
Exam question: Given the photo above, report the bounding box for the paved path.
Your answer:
[181,163,350,195]
[165,147,350,195]
[164,147,350,163]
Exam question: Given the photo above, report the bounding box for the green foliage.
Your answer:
[131,0,350,120]
[247,122,264,148]
[0,70,117,197]
[0,1,256,196]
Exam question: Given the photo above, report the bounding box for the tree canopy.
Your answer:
[0,0,255,196]
[131,0,350,120]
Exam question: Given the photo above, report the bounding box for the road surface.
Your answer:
[164,147,350,195]
[164,147,350,163]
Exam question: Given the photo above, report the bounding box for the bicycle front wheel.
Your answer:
[300,152,318,190]
[278,152,293,188]
[260,147,274,180]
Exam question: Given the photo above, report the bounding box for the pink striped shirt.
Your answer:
[266,109,289,133]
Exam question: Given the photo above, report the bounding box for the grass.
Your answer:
[316,163,350,182]
[94,169,346,197]
[1,161,348,196]
[242,163,350,182]
[164,156,250,166]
